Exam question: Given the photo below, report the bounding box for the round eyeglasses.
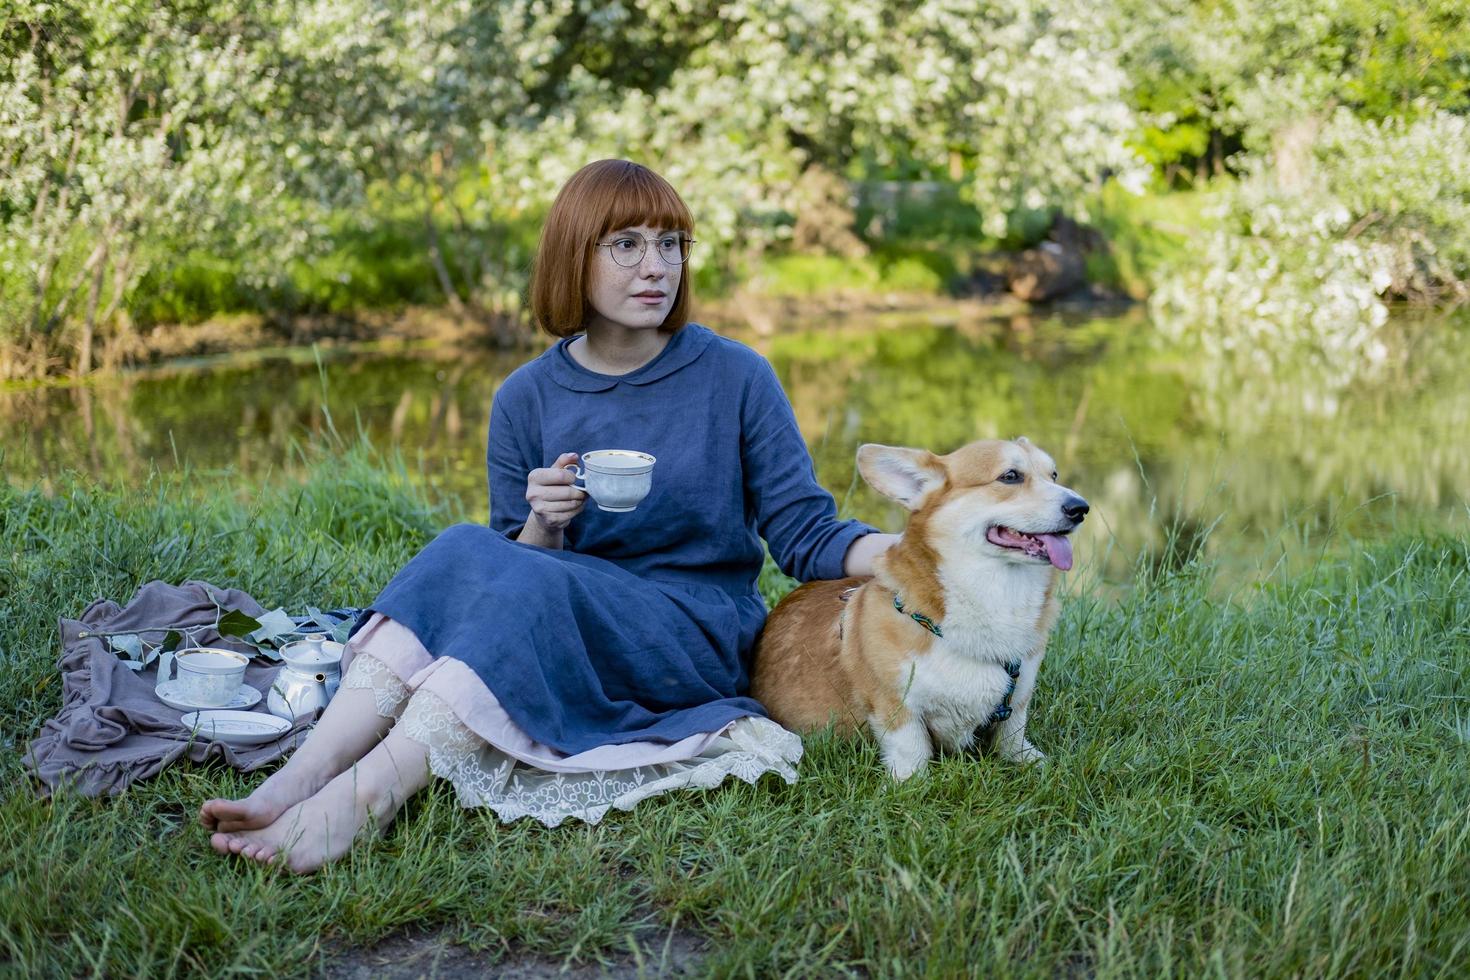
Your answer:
[595,233,696,268]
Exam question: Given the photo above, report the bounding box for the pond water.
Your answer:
[4,308,1467,586]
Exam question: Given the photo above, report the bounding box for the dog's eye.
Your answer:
[1051,471,1058,481]
[999,469,1023,484]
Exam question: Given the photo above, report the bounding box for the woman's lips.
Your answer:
[632,293,667,305]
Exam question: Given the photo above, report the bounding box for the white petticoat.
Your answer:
[341,644,802,828]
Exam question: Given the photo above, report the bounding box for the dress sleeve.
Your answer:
[741,356,878,581]
[487,380,535,538]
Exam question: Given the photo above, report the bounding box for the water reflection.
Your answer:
[3,313,1466,585]
[782,312,1470,577]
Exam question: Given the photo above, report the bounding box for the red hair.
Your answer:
[530,160,696,338]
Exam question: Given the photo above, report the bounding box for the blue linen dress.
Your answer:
[360,324,877,755]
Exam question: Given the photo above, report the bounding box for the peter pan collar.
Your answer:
[541,322,716,392]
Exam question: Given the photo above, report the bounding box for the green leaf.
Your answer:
[248,607,297,644]
[246,640,285,662]
[217,609,263,638]
[108,633,143,659]
[160,631,184,656]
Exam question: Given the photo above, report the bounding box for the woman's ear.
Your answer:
[856,444,947,511]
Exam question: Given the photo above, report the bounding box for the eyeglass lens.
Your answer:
[605,235,692,267]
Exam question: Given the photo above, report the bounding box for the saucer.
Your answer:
[155,680,262,712]
[180,710,291,747]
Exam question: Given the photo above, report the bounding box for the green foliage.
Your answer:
[1114,0,1470,178]
[756,249,950,298]
[1085,184,1216,298]
[852,180,989,247]
[1335,0,1470,119]
[4,0,1468,379]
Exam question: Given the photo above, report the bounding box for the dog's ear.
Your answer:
[857,444,947,511]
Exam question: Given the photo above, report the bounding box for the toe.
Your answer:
[200,800,225,829]
[210,832,232,855]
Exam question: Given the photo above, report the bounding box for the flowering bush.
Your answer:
[1,0,1463,379]
[1150,105,1470,415]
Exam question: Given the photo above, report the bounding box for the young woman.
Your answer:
[200,160,898,872]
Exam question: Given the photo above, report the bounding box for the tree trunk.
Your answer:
[30,129,84,337]
[75,248,107,378]
[424,200,466,315]
[41,226,115,339]
[42,240,106,336]
[98,251,134,371]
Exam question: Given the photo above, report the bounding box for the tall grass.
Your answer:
[2,449,1468,977]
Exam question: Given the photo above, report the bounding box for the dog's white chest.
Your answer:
[939,566,1050,661]
[897,562,1049,736]
[902,644,1015,733]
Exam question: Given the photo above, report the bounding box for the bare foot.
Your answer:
[199,767,330,833]
[209,768,398,874]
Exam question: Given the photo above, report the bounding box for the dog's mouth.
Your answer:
[986,525,1075,570]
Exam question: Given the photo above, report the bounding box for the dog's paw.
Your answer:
[999,739,1047,766]
[877,719,933,780]
[886,756,929,781]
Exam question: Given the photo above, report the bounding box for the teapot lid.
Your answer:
[280,638,344,669]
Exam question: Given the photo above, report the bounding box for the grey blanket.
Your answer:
[25,580,313,797]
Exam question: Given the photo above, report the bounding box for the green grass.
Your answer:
[754,249,955,299]
[1086,185,1221,299]
[2,448,1468,976]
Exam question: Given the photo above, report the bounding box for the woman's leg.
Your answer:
[210,716,433,873]
[199,682,396,833]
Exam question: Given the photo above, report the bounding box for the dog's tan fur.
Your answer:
[751,438,1087,779]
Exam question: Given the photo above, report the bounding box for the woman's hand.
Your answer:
[842,532,902,577]
[518,452,587,546]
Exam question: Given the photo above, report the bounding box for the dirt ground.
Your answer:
[322,922,707,979]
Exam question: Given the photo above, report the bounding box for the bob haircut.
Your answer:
[530,159,696,339]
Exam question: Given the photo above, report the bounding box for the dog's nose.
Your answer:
[1062,495,1089,524]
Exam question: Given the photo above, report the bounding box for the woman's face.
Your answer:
[585,223,684,333]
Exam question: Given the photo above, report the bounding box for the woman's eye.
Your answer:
[614,238,638,251]
[1000,469,1022,484]
[658,237,679,250]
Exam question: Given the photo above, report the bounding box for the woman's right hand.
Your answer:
[525,452,588,533]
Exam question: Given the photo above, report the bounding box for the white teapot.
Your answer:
[267,633,344,722]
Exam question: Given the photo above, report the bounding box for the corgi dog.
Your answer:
[751,438,1088,779]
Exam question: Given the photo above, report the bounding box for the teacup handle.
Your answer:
[157,649,177,685]
[562,462,589,495]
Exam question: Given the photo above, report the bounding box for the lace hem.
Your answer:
[341,651,411,720]
[398,689,803,828]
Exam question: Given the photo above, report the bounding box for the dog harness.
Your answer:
[893,594,1023,729]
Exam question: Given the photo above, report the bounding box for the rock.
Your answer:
[1006,240,1085,302]
[1004,215,1101,302]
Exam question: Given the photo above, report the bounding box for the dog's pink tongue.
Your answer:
[1039,534,1073,571]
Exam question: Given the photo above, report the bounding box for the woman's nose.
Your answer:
[639,245,668,275]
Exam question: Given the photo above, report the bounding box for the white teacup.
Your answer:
[564,450,656,512]
[157,647,249,707]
